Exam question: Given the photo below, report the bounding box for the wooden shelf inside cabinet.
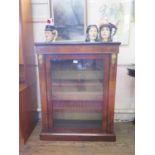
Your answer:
[35,42,121,141]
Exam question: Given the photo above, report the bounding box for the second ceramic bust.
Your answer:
[86,23,117,43]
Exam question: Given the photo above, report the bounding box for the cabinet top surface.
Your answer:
[35,42,121,46]
[35,42,121,54]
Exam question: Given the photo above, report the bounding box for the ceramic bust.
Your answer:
[44,19,58,42]
[99,23,117,42]
[85,25,99,42]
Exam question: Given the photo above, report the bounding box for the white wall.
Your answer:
[115,65,135,121]
[118,22,135,65]
[32,1,135,121]
[115,22,135,121]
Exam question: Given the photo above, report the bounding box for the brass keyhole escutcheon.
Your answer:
[38,54,43,64]
[111,54,117,65]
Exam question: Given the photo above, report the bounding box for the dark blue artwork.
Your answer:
[53,0,85,41]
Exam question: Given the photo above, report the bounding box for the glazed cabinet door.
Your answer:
[45,54,110,133]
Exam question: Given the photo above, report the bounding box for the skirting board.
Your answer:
[114,110,135,122]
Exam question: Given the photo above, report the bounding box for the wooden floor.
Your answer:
[20,121,134,155]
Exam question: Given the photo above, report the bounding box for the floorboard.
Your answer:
[20,121,134,155]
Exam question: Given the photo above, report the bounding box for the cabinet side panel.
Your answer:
[107,53,118,133]
[38,55,49,132]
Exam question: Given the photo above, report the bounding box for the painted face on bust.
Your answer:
[45,31,55,42]
[88,26,98,41]
[101,27,110,41]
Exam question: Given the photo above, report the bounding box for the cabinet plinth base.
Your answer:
[40,132,116,141]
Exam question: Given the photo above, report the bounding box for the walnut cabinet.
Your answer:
[35,42,121,141]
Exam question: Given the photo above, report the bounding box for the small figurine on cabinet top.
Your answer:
[85,25,99,42]
[99,23,117,42]
[44,18,58,42]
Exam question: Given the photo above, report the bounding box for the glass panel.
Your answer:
[51,58,104,129]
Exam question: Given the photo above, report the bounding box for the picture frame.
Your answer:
[87,0,132,45]
[130,0,135,22]
[31,0,51,22]
[51,0,87,41]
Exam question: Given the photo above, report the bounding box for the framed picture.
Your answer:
[130,0,135,22]
[52,0,87,41]
[87,0,132,45]
[31,0,50,22]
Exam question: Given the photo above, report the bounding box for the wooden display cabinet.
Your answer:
[35,42,121,141]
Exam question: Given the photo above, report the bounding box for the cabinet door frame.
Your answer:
[45,53,111,133]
